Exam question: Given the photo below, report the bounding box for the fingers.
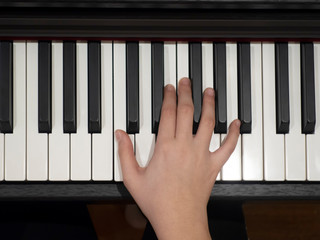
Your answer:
[176,78,194,139]
[115,130,140,184]
[157,84,177,141]
[210,119,241,169]
[195,88,215,148]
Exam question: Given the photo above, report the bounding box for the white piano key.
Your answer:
[49,41,70,181]
[242,42,263,181]
[202,42,221,180]
[135,42,156,168]
[221,42,241,180]
[4,41,26,181]
[262,43,285,181]
[92,41,113,181]
[26,41,48,180]
[286,42,306,180]
[71,41,91,180]
[307,42,320,181]
[177,41,189,85]
[114,42,129,181]
[164,42,176,88]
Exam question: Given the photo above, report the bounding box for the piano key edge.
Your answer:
[1,182,320,201]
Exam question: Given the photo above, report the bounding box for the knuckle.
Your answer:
[161,105,175,117]
[178,84,191,95]
[179,103,194,115]
[201,116,215,130]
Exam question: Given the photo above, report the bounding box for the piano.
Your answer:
[1,0,320,201]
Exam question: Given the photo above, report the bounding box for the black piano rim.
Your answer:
[1,181,320,201]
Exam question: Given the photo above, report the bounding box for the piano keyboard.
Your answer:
[0,40,319,182]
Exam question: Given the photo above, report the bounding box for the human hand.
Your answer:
[115,77,240,240]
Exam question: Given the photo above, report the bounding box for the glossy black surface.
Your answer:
[301,42,316,134]
[0,0,319,9]
[0,8,320,39]
[38,40,52,133]
[189,42,202,134]
[275,42,290,134]
[213,42,227,134]
[1,182,320,201]
[126,41,139,134]
[88,41,101,133]
[63,41,77,133]
[237,42,252,134]
[0,41,13,133]
[151,42,164,134]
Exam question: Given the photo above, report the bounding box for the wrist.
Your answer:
[150,207,211,240]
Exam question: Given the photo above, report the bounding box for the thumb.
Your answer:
[210,119,241,169]
[115,130,140,184]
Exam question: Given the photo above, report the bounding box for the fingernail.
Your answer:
[206,88,214,96]
[166,84,174,91]
[236,120,241,127]
[115,130,122,142]
[180,78,190,86]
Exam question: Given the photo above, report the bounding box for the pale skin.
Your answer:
[115,77,240,240]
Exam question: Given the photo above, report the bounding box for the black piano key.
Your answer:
[0,41,13,133]
[38,41,52,133]
[151,42,164,134]
[189,42,202,134]
[275,42,290,134]
[63,41,77,133]
[213,42,227,133]
[301,42,316,134]
[237,42,252,134]
[126,41,139,134]
[88,41,101,133]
